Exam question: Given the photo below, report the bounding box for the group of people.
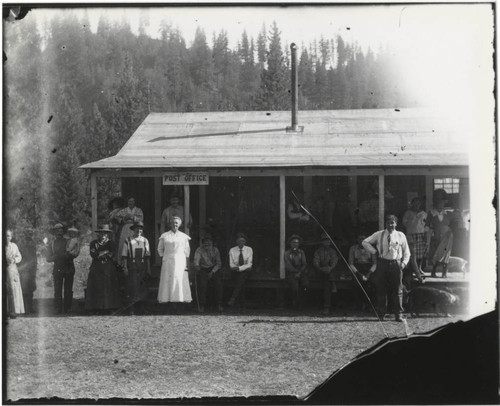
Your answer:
[281,192,460,320]
[5,189,460,319]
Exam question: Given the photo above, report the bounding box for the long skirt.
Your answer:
[116,223,134,266]
[430,232,454,265]
[7,264,25,314]
[157,254,192,303]
[126,259,149,303]
[85,261,121,310]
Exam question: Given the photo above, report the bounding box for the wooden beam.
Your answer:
[154,177,162,265]
[378,175,385,230]
[280,176,286,279]
[184,185,190,236]
[90,172,97,231]
[91,166,469,179]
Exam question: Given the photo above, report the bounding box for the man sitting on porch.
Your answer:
[227,233,253,310]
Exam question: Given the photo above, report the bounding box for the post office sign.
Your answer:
[162,172,209,185]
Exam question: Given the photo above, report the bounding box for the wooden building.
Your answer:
[81,108,470,287]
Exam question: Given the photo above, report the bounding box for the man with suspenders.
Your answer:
[362,215,411,322]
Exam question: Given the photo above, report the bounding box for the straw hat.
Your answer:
[67,227,79,234]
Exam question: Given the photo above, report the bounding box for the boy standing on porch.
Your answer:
[313,233,339,315]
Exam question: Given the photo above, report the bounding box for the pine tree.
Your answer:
[255,22,289,110]
[256,23,267,67]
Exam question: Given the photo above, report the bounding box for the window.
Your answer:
[434,178,460,194]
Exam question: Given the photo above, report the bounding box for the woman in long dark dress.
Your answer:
[85,224,121,313]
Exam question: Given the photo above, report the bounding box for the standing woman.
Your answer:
[122,221,151,315]
[85,225,121,313]
[113,197,144,267]
[426,197,453,278]
[5,229,25,317]
[157,216,192,305]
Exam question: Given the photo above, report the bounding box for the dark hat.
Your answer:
[130,221,145,231]
[287,234,303,245]
[320,232,331,242]
[108,196,127,211]
[235,232,248,242]
[50,223,65,234]
[95,224,113,233]
[201,234,214,243]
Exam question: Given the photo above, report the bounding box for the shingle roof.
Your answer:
[80,108,469,169]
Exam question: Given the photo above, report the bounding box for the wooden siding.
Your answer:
[81,109,470,169]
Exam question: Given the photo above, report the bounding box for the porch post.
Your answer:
[184,185,190,236]
[378,174,385,229]
[425,175,434,212]
[199,185,206,241]
[280,175,286,279]
[348,171,357,226]
[90,171,97,231]
[154,177,162,264]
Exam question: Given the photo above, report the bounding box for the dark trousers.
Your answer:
[53,264,75,313]
[285,273,310,308]
[373,258,404,317]
[319,272,337,309]
[229,270,251,305]
[196,267,223,306]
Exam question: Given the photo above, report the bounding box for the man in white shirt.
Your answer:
[160,196,192,233]
[362,215,411,322]
[227,233,253,309]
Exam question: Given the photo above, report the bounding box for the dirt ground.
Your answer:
[5,311,466,401]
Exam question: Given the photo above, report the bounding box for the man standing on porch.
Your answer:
[227,233,253,309]
[160,196,192,233]
[362,215,410,322]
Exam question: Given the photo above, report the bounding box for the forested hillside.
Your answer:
[3,12,417,242]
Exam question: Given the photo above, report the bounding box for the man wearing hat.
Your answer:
[121,221,151,315]
[193,234,223,313]
[46,223,75,313]
[227,232,253,309]
[362,214,410,322]
[313,233,339,315]
[284,234,309,309]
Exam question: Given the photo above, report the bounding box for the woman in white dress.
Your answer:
[5,229,25,316]
[157,216,192,303]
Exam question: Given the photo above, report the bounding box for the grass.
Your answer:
[5,312,464,401]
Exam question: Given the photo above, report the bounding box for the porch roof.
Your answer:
[80,108,470,169]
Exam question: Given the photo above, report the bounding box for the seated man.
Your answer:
[313,233,339,315]
[348,233,376,311]
[193,235,223,313]
[227,233,253,309]
[284,234,309,309]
